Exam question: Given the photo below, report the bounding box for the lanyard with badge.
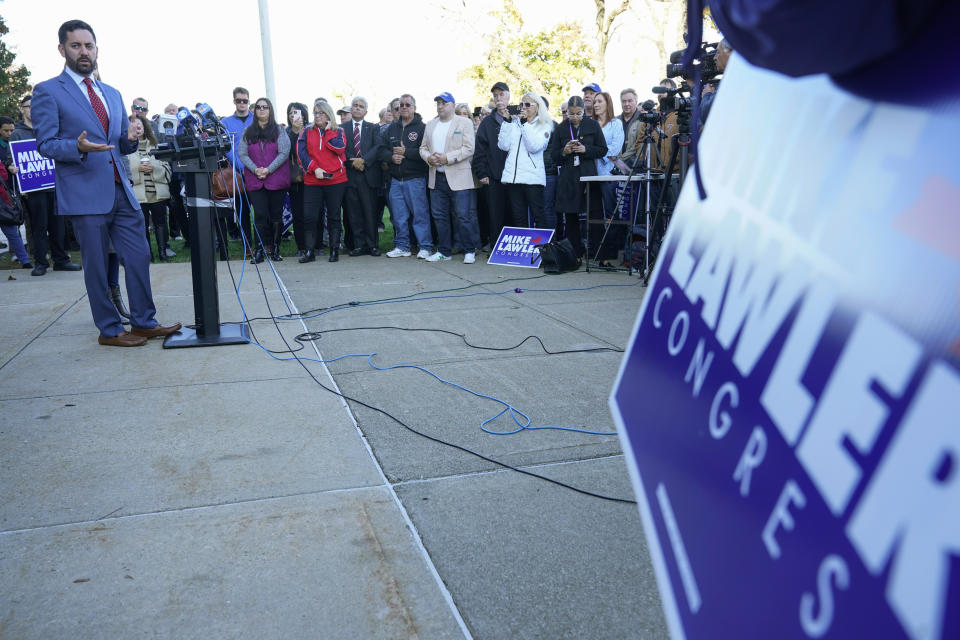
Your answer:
[569,122,581,167]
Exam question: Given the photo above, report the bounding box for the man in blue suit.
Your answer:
[32,20,180,347]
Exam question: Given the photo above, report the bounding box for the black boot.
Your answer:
[300,229,317,263]
[251,247,265,264]
[328,249,339,262]
[270,223,283,261]
[155,224,170,262]
[109,284,132,322]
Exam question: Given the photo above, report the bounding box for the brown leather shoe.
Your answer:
[130,322,183,338]
[98,331,148,347]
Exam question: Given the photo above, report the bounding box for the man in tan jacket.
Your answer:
[419,92,479,263]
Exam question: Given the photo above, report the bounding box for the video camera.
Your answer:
[665,42,722,83]
[637,110,661,125]
[652,85,695,113]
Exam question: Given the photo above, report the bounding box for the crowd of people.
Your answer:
[2,73,714,274]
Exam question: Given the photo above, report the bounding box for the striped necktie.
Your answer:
[353,122,362,157]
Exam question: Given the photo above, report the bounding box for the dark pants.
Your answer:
[556,212,584,258]
[141,200,169,259]
[248,188,286,249]
[506,182,546,228]
[344,176,379,251]
[288,181,305,251]
[72,183,157,337]
[167,174,189,244]
[484,178,510,244]
[543,174,558,231]
[24,189,69,268]
[303,183,346,251]
[228,186,253,246]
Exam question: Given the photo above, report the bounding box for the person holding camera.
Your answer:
[497,91,554,229]
[473,82,513,249]
[550,95,607,258]
[297,100,347,263]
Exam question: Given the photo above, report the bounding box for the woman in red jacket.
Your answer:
[297,100,347,263]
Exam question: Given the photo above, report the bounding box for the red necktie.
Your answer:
[83,77,121,183]
[353,122,362,157]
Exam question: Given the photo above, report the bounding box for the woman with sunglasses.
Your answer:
[497,92,554,229]
[237,98,291,263]
[550,95,607,257]
[296,100,348,263]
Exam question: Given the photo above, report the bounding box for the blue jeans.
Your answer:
[430,173,479,256]
[1,224,29,264]
[388,177,432,252]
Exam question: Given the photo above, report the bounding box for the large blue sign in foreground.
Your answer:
[611,57,959,640]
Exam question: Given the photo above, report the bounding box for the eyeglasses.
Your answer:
[234,98,249,104]
[399,103,414,108]
[255,104,270,111]
[132,105,148,112]
[521,102,535,108]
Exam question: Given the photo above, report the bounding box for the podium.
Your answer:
[152,136,249,349]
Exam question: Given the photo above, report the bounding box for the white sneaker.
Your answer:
[426,251,451,262]
[386,247,411,258]
[416,249,432,260]
[463,252,476,264]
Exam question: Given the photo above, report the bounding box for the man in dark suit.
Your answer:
[32,19,180,347]
[343,96,384,256]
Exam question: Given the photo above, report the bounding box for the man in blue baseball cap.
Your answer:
[582,83,602,115]
[419,91,479,263]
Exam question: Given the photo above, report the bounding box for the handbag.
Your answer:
[0,189,25,227]
[533,238,580,274]
[211,166,238,200]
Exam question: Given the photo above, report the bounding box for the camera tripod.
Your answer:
[639,107,693,284]
[589,121,666,279]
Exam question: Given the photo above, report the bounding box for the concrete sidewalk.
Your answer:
[0,255,668,639]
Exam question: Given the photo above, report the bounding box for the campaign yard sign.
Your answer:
[9,139,55,193]
[488,226,554,268]
[610,57,959,640]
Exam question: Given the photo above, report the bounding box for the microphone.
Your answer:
[176,107,199,136]
[195,103,224,128]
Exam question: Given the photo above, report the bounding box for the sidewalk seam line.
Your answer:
[391,453,627,487]
[276,267,476,640]
[0,484,387,535]
[0,295,85,372]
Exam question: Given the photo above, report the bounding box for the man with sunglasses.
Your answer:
[222,87,254,248]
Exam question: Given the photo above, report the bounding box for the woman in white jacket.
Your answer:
[497,92,555,229]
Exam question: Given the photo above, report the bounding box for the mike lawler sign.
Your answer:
[9,139,56,193]
[488,226,554,268]
[610,56,959,640]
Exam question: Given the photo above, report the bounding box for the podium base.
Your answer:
[162,323,250,349]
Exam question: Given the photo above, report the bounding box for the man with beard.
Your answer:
[32,20,180,346]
